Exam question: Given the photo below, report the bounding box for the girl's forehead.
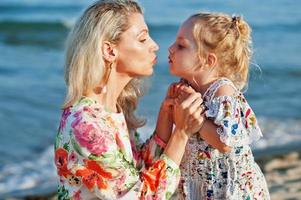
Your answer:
[177,21,194,41]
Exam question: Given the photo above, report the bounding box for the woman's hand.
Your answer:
[173,85,206,137]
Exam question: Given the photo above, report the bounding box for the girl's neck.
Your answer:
[188,76,219,96]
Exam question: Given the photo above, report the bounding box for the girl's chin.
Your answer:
[169,68,182,78]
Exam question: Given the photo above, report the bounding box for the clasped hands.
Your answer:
[161,80,206,137]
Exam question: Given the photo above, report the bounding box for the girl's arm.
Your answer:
[154,82,180,143]
[198,84,242,153]
[154,100,174,143]
[198,120,232,153]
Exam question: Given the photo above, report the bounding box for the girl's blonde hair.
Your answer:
[190,13,252,90]
[63,0,145,130]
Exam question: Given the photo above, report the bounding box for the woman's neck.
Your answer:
[88,68,132,113]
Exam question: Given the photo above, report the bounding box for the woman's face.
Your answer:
[115,13,159,77]
[168,19,200,80]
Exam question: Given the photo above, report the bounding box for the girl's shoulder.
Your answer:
[203,78,240,102]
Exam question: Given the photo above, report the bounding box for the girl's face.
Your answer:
[116,13,159,77]
[168,19,200,80]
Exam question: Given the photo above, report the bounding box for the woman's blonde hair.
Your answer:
[63,0,145,130]
[189,12,252,90]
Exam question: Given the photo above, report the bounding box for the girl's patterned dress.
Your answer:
[54,97,180,200]
[172,78,270,200]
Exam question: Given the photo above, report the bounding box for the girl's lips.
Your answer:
[168,56,172,63]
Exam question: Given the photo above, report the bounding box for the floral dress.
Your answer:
[54,97,180,200]
[172,78,270,200]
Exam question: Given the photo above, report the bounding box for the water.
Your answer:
[0,0,300,198]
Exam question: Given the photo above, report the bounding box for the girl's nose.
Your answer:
[168,44,174,55]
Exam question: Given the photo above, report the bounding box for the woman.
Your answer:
[54,0,205,199]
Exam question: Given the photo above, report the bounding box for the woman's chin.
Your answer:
[142,68,153,76]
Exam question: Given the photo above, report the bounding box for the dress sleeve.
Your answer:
[131,131,168,169]
[204,95,262,147]
[55,107,180,200]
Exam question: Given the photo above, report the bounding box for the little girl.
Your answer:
[166,12,270,199]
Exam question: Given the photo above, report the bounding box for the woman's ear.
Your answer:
[102,41,118,63]
[207,53,217,67]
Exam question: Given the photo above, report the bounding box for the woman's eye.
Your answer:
[139,38,147,43]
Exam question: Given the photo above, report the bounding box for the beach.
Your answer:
[257,150,301,200]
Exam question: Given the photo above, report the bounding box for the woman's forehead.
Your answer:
[125,13,148,36]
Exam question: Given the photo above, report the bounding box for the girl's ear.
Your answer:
[102,41,118,63]
[207,53,217,67]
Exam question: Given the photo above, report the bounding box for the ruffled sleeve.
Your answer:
[204,94,262,147]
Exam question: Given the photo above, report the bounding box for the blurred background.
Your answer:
[0,0,300,199]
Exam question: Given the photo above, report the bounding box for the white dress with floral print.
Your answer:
[54,97,180,200]
[172,78,270,200]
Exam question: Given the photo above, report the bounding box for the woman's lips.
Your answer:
[152,56,157,64]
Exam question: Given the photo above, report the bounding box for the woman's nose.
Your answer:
[150,38,159,52]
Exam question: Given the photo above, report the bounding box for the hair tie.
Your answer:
[232,15,241,26]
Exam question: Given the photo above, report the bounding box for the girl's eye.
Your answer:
[177,44,184,49]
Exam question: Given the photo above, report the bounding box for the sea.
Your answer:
[0,0,300,198]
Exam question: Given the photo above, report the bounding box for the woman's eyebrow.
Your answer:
[136,29,148,37]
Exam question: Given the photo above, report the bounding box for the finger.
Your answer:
[164,98,175,107]
[179,85,195,94]
[192,106,203,119]
[174,83,184,97]
[174,97,180,105]
[167,83,177,98]
[181,92,202,108]
[176,93,185,102]
[189,97,204,112]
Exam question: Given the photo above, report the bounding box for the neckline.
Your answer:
[79,96,123,116]
[202,77,232,99]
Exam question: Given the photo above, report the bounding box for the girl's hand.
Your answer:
[155,81,183,143]
[160,82,182,112]
[160,80,190,116]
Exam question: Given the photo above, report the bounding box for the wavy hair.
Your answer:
[63,0,145,130]
[189,12,253,90]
